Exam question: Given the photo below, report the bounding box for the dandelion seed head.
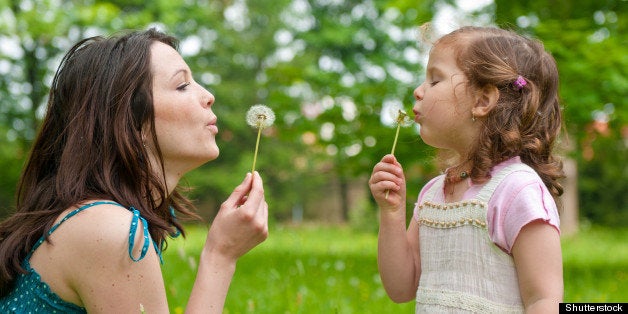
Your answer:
[392,109,413,127]
[246,104,276,129]
[387,106,401,118]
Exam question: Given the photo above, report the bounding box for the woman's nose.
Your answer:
[202,89,215,108]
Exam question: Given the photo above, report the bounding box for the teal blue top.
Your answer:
[0,201,175,313]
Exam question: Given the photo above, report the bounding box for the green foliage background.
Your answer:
[0,0,625,227]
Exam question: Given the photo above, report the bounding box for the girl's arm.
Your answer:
[512,220,563,314]
[378,218,421,303]
[369,155,421,302]
[186,172,269,313]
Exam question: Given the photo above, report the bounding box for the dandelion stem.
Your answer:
[252,124,263,173]
[385,123,403,199]
[391,123,401,155]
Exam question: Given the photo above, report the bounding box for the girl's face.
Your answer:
[149,41,219,175]
[412,44,478,154]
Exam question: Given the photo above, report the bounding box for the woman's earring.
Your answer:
[471,113,476,122]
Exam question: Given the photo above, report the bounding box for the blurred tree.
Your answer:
[0,0,73,209]
[1,0,625,226]
[1,0,436,222]
[258,0,435,221]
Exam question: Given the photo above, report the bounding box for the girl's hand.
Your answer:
[369,154,406,211]
[205,171,269,262]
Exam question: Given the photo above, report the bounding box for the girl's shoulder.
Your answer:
[487,160,560,253]
[491,159,545,192]
[417,174,445,203]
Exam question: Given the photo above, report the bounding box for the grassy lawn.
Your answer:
[561,226,628,302]
[163,224,627,313]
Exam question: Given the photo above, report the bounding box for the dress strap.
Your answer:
[168,206,182,238]
[128,207,154,263]
[475,163,533,203]
[28,201,163,264]
[27,201,123,259]
[127,207,165,264]
[423,175,445,202]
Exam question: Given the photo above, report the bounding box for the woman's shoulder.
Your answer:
[29,200,151,306]
[60,200,134,231]
[71,200,133,219]
[34,201,166,311]
[47,200,138,257]
[46,199,158,272]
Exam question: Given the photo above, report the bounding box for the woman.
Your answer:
[0,28,268,313]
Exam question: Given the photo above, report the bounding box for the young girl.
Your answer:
[0,29,268,313]
[369,26,564,313]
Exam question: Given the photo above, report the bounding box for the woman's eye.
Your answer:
[429,81,439,87]
[177,82,191,91]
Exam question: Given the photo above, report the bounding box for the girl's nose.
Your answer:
[413,83,425,100]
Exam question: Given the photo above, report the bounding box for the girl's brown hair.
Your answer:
[437,26,564,197]
[0,29,199,296]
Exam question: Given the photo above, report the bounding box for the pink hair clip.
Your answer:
[513,75,527,90]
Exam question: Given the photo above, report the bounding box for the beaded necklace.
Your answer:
[444,167,471,196]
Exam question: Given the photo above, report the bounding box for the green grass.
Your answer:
[163,224,628,313]
[561,226,628,302]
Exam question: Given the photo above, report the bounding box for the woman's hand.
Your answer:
[205,171,269,262]
[188,172,269,313]
[369,154,406,212]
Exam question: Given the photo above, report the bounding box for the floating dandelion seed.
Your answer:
[386,108,412,199]
[246,104,275,173]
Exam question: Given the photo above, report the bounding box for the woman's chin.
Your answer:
[205,149,220,162]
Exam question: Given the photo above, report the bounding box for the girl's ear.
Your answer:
[471,85,499,118]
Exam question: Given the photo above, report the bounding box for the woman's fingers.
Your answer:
[223,172,253,209]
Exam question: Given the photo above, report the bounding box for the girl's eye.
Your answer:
[430,81,439,87]
[177,82,191,91]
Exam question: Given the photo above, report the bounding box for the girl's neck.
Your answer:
[443,161,472,202]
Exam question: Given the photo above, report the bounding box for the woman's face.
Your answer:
[149,41,219,175]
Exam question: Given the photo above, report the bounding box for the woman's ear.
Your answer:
[471,85,499,118]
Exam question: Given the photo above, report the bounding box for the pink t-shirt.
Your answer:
[413,156,560,253]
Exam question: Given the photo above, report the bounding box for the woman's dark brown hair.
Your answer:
[437,26,564,197]
[0,28,198,296]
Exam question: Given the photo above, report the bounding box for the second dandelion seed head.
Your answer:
[246,104,275,173]
[247,104,275,129]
